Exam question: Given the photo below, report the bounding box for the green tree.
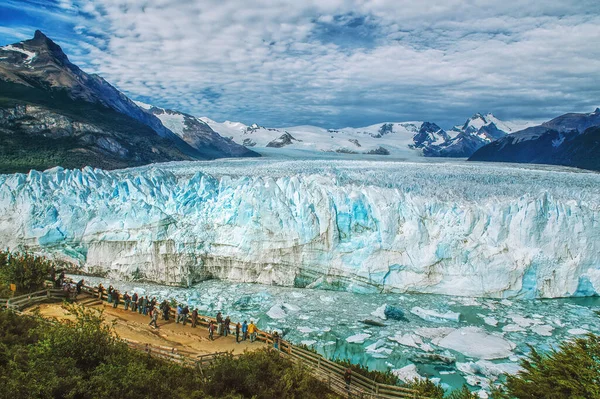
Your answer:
[502,334,600,399]
[0,250,54,293]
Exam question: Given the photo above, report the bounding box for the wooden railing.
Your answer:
[8,283,431,399]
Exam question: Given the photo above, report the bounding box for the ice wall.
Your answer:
[0,159,599,298]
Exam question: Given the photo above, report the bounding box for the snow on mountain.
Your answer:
[470,108,600,171]
[201,118,451,158]
[2,159,599,299]
[135,103,258,158]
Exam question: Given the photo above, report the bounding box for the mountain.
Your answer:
[200,118,450,158]
[469,109,600,171]
[424,113,532,157]
[135,102,257,158]
[0,30,254,173]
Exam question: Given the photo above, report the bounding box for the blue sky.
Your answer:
[1,0,599,129]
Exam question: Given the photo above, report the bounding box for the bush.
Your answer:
[502,334,600,399]
[333,357,399,385]
[0,304,340,399]
[404,378,445,398]
[446,385,478,399]
[0,250,54,293]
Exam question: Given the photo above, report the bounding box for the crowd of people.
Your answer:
[96,283,280,347]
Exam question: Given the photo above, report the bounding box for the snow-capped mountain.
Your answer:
[135,102,258,158]
[425,113,535,158]
[0,31,256,173]
[470,108,600,171]
[200,118,450,158]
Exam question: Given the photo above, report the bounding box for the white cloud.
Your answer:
[52,0,600,127]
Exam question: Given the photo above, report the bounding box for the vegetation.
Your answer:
[0,250,54,294]
[500,334,600,399]
[404,378,446,398]
[333,357,399,385]
[0,304,340,399]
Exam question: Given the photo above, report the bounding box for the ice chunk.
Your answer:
[372,304,387,320]
[301,340,317,346]
[267,304,287,319]
[411,306,461,322]
[502,324,526,333]
[531,324,554,336]
[568,328,589,335]
[346,333,371,344]
[435,327,515,360]
[392,364,424,383]
[388,333,423,348]
[483,316,498,327]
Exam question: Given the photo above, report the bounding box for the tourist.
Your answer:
[131,292,138,312]
[142,296,149,315]
[176,304,182,323]
[242,320,248,341]
[161,301,171,321]
[148,301,155,317]
[138,295,144,314]
[235,322,241,343]
[191,309,198,328]
[124,292,131,310]
[248,320,257,342]
[76,279,84,295]
[273,331,280,350]
[113,290,120,308]
[97,283,104,299]
[182,305,190,325]
[208,321,215,340]
[344,368,352,394]
[107,285,114,303]
[224,316,231,337]
[149,307,159,329]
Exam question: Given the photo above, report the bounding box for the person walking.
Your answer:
[248,320,257,343]
[149,308,159,329]
[208,321,215,340]
[344,368,352,396]
[235,322,241,343]
[242,320,248,341]
[191,309,198,328]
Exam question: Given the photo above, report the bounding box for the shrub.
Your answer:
[503,334,600,399]
[0,250,54,293]
[404,378,445,398]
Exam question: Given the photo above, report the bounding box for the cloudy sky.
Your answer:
[1,0,599,128]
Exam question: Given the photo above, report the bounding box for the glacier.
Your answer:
[1,158,599,299]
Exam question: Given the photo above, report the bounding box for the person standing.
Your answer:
[162,301,171,321]
[149,308,159,329]
[224,316,231,337]
[131,292,138,312]
[182,306,190,326]
[107,285,113,303]
[242,320,248,341]
[112,291,120,309]
[176,304,182,323]
[248,321,257,343]
[124,292,131,310]
[142,296,149,315]
[191,309,198,328]
[235,322,241,343]
[97,283,104,299]
[76,279,84,295]
[273,331,280,351]
[208,321,215,340]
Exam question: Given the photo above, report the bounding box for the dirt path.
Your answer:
[27,301,266,356]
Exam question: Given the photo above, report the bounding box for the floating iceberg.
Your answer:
[435,327,516,360]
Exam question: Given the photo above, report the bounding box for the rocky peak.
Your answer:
[23,30,71,65]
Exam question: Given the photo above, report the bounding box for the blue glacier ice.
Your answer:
[1,158,600,298]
